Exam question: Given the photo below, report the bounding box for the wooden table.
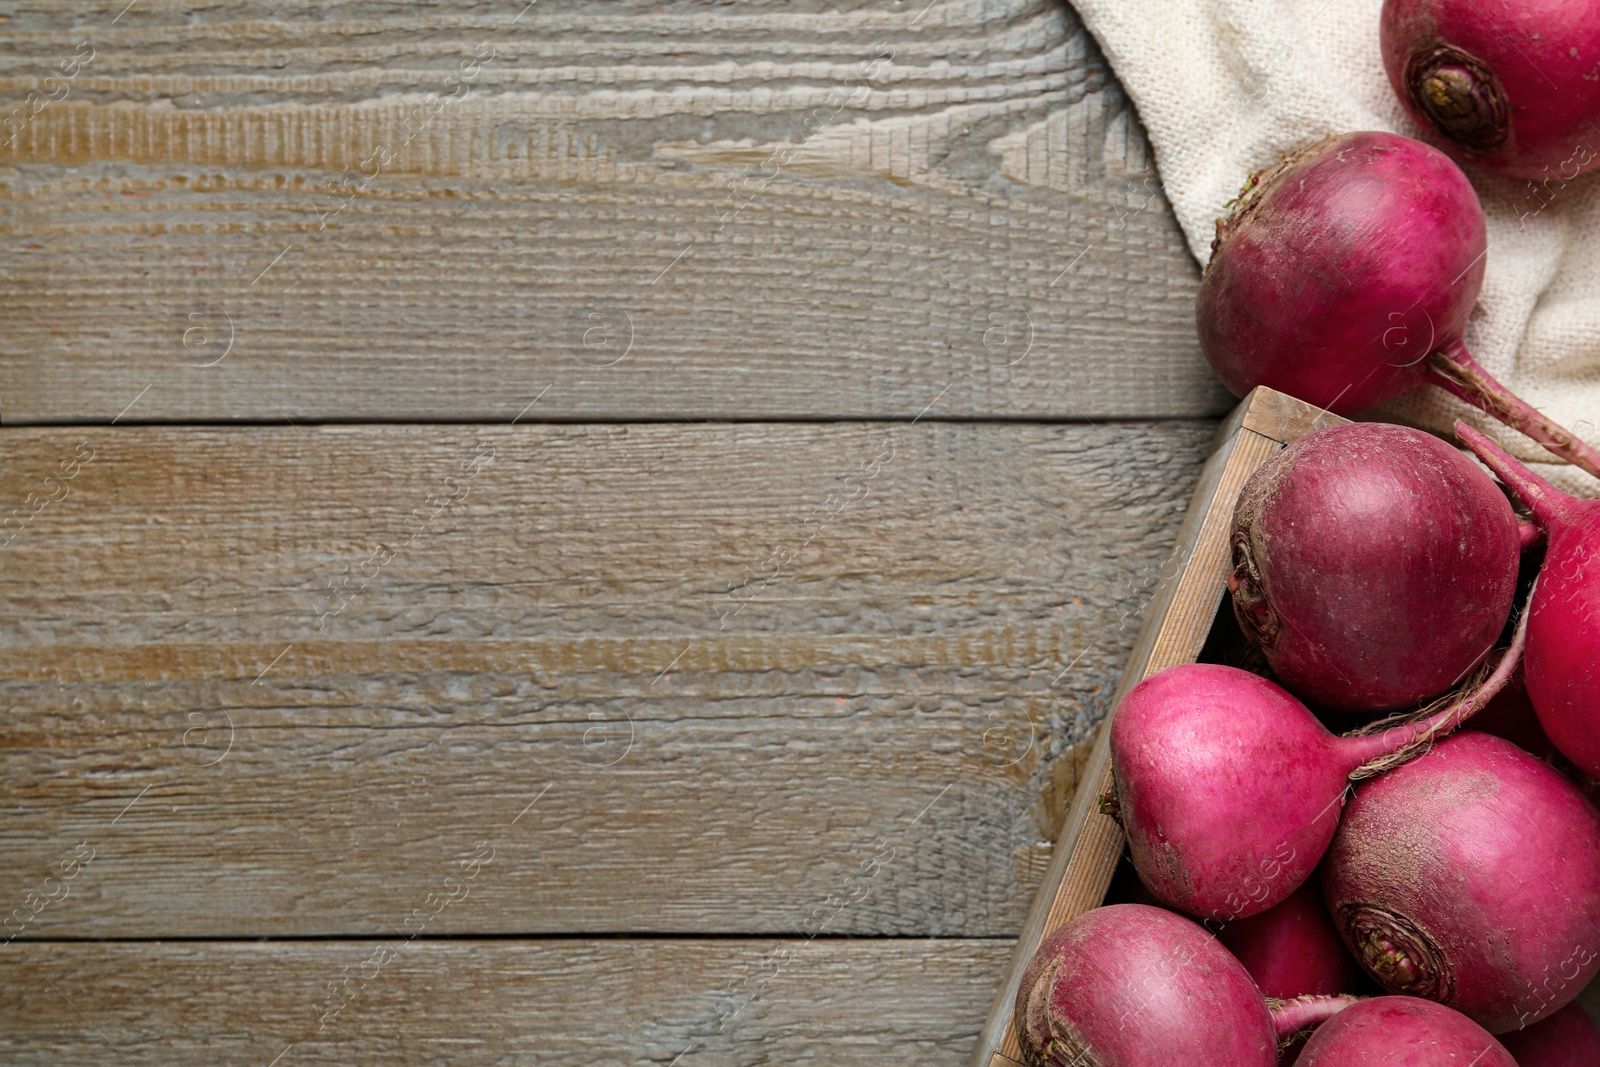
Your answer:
[0,2,1232,1062]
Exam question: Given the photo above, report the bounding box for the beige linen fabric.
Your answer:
[1073,0,1600,493]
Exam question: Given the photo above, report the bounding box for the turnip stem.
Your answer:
[1427,341,1600,482]
[1266,994,1361,1041]
[1457,420,1579,530]
[1349,590,1532,778]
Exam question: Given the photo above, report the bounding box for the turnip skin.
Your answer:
[1218,880,1364,999]
[1382,0,1600,180]
[1229,421,1520,712]
[1322,731,1600,1033]
[1296,996,1516,1065]
[1218,880,1368,1065]
[1459,422,1600,780]
[1498,1002,1600,1066]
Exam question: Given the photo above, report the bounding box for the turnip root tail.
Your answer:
[1346,591,1531,779]
[1267,994,1362,1043]
[1429,346,1600,481]
[1456,420,1579,530]
[1097,789,1122,827]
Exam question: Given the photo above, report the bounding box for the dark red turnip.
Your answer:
[1229,421,1520,711]
[1499,1002,1600,1066]
[1460,422,1600,779]
[1218,880,1364,999]
[1111,645,1525,922]
[1198,131,1600,479]
[1322,731,1600,1033]
[1381,0,1600,180]
[1467,663,1568,767]
[1296,996,1516,1066]
[1014,903,1355,1066]
[1218,880,1367,1066]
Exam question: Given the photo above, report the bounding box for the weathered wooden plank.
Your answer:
[0,0,1225,423]
[0,420,1212,936]
[0,937,1012,1065]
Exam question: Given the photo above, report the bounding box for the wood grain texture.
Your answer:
[0,937,1011,1065]
[0,419,1211,937]
[0,0,1228,424]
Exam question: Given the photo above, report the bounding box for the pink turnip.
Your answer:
[1296,996,1516,1065]
[1198,131,1600,479]
[1217,880,1364,999]
[1322,731,1600,1032]
[1467,663,1570,767]
[1218,880,1368,1065]
[1229,421,1520,711]
[1111,642,1525,922]
[1459,422,1600,779]
[1014,903,1356,1066]
[1381,0,1600,180]
[1499,1002,1600,1066]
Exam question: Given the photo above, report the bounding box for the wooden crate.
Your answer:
[968,386,1345,1067]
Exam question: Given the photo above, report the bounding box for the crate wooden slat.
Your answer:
[969,386,1344,1067]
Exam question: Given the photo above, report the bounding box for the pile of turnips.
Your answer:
[1198,0,1600,481]
[1014,418,1600,1063]
[1014,3,1600,1057]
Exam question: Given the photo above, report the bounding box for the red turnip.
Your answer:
[1218,880,1365,999]
[1111,640,1525,922]
[1322,731,1600,1032]
[1297,996,1516,1065]
[1198,131,1600,479]
[1229,421,1520,711]
[1459,422,1600,779]
[1218,880,1367,1065]
[1499,1002,1600,1066]
[1381,0,1600,180]
[1014,903,1356,1066]
[1468,663,1568,766]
